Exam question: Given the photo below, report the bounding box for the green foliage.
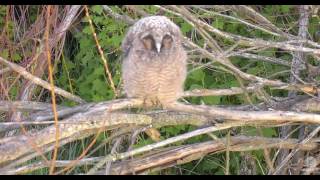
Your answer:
[56,6,128,102]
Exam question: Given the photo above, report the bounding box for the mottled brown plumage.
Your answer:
[121,16,187,107]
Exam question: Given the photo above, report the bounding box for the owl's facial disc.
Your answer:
[141,34,162,54]
[141,32,174,55]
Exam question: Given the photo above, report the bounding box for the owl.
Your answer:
[121,16,187,108]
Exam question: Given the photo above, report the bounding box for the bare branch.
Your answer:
[4,135,318,175]
[0,57,85,103]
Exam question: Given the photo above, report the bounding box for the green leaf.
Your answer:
[247,66,260,75]
[0,49,9,59]
[82,26,92,35]
[91,5,103,15]
[262,127,277,137]
[203,96,221,105]
[180,21,192,35]
[189,69,205,82]
[92,79,106,92]
[92,16,104,24]
[212,18,224,29]
[280,5,291,13]
[12,53,21,62]
[189,84,203,90]
[92,66,105,76]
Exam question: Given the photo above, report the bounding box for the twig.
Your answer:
[168,6,320,55]
[102,5,135,25]
[5,135,318,175]
[0,101,60,112]
[230,52,291,67]
[195,6,281,37]
[84,6,117,97]
[0,57,85,103]
[273,125,320,174]
[182,86,256,97]
[105,137,122,175]
[13,5,82,123]
[86,121,249,174]
[277,5,311,174]
[0,67,10,75]
[167,102,320,124]
[45,6,60,174]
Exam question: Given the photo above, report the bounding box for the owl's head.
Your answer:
[139,30,175,54]
[122,16,183,57]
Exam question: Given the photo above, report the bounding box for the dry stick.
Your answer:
[1,95,312,133]
[54,100,144,175]
[105,137,123,175]
[186,38,319,95]
[0,112,148,166]
[0,57,85,103]
[86,115,318,174]
[165,6,287,86]
[182,86,255,97]
[113,136,317,175]
[102,5,135,25]
[277,5,311,175]
[231,52,291,67]
[55,99,167,175]
[0,67,10,75]
[291,5,312,175]
[257,128,275,172]
[0,99,320,167]
[7,135,318,175]
[227,5,289,37]
[13,5,82,126]
[170,6,320,55]
[3,121,143,173]
[86,121,247,174]
[2,157,102,175]
[0,101,57,112]
[225,130,230,175]
[3,135,318,175]
[273,125,320,175]
[169,7,302,96]
[57,113,208,171]
[15,118,52,169]
[0,80,10,102]
[0,88,310,119]
[0,102,88,133]
[0,107,318,173]
[195,6,281,37]
[0,86,253,112]
[45,6,60,175]
[229,5,320,49]
[84,6,117,97]
[2,8,55,169]
[1,134,89,173]
[167,102,320,124]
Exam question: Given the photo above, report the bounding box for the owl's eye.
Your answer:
[161,35,173,51]
[142,35,156,51]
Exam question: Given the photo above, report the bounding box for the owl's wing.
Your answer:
[121,27,136,57]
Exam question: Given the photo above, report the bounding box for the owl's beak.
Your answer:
[156,42,161,53]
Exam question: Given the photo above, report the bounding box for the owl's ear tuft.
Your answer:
[161,34,173,51]
[142,35,156,51]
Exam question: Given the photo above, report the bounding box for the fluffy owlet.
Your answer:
[121,16,187,108]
